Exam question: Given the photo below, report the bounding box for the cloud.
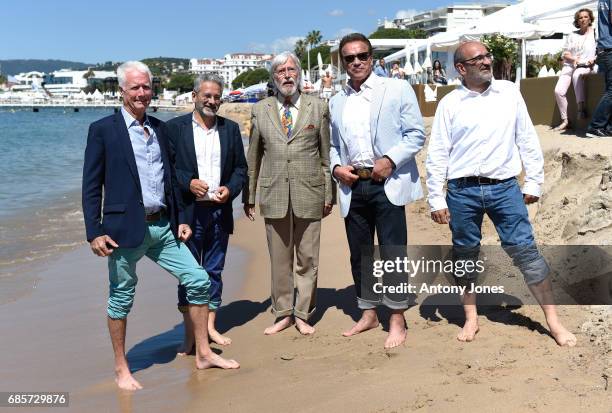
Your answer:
[248,36,304,54]
[395,9,418,19]
[329,9,344,17]
[335,27,357,38]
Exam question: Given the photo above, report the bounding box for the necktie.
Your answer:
[281,102,292,139]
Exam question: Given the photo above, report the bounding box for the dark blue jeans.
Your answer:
[446,178,549,285]
[344,179,408,310]
[177,204,229,311]
[589,50,612,130]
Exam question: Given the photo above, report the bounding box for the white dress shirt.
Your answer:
[343,75,377,168]
[426,79,544,212]
[192,115,221,201]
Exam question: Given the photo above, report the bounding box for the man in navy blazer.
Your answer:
[82,61,239,391]
[167,73,247,351]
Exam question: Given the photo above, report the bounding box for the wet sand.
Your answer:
[0,122,610,412]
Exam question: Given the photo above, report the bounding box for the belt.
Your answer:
[453,176,514,185]
[354,167,374,180]
[145,209,165,222]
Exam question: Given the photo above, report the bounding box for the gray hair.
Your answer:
[117,61,152,88]
[269,51,302,93]
[194,73,224,92]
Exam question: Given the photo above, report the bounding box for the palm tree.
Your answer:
[294,39,307,60]
[305,30,322,76]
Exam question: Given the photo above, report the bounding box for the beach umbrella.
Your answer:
[422,41,432,70]
[317,52,324,77]
[403,43,414,76]
[547,67,556,77]
[538,65,548,78]
[413,47,422,75]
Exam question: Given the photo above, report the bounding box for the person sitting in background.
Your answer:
[432,60,448,85]
[587,0,612,138]
[390,62,405,79]
[374,58,388,77]
[553,8,596,132]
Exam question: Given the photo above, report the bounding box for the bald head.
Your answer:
[454,41,487,66]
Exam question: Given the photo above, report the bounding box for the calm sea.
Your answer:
[0,107,182,275]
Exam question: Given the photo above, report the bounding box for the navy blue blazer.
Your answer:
[166,113,247,234]
[82,111,184,248]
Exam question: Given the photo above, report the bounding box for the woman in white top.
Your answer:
[553,8,597,132]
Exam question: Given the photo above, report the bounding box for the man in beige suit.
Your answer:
[243,51,332,335]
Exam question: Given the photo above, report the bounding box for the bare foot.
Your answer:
[177,337,195,356]
[295,318,315,335]
[196,351,240,370]
[209,328,232,346]
[342,311,379,337]
[548,322,577,347]
[115,371,143,391]
[264,316,294,335]
[457,317,479,342]
[553,120,569,132]
[384,314,407,349]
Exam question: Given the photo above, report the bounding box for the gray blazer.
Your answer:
[244,94,332,219]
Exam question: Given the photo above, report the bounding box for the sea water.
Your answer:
[0,107,181,274]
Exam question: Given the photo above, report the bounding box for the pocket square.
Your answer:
[305,124,315,129]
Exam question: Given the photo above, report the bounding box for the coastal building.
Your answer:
[10,69,117,97]
[189,53,273,90]
[378,3,510,35]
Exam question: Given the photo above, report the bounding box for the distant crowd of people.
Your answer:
[373,57,448,85]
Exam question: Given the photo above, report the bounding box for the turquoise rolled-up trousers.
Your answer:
[107,218,210,319]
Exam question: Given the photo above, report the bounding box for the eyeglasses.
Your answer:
[342,52,370,64]
[200,93,222,101]
[460,53,494,65]
[274,67,298,76]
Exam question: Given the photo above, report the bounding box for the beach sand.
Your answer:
[0,121,610,412]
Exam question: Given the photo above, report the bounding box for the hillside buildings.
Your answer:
[189,53,273,89]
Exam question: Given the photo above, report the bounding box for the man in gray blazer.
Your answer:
[244,51,333,335]
[329,33,426,349]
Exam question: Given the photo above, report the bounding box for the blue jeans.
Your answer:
[589,50,612,130]
[107,218,210,319]
[345,179,409,310]
[177,204,229,312]
[446,178,549,285]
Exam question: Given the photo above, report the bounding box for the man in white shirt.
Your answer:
[167,74,247,352]
[426,41,576,347]
[329,33,426,349]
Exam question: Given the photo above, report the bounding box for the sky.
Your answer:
[1,0,514,63]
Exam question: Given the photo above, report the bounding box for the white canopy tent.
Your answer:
[383,0,599,82]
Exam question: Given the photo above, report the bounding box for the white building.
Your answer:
[190,53,273,90]
[10,69,117,97]
[379,4,510,35]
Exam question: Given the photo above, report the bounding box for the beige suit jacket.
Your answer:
[244,94,332,219]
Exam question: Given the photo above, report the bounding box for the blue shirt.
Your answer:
[373,64,388,77]
[599,0,612,49]
[121,107,166,214]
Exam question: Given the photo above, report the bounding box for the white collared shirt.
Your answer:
[276,93,300,131]
[342,74,377,168]
[426,79,544,212]
[192,114,221,201]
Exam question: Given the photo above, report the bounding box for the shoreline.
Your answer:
[0,117,610,411]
